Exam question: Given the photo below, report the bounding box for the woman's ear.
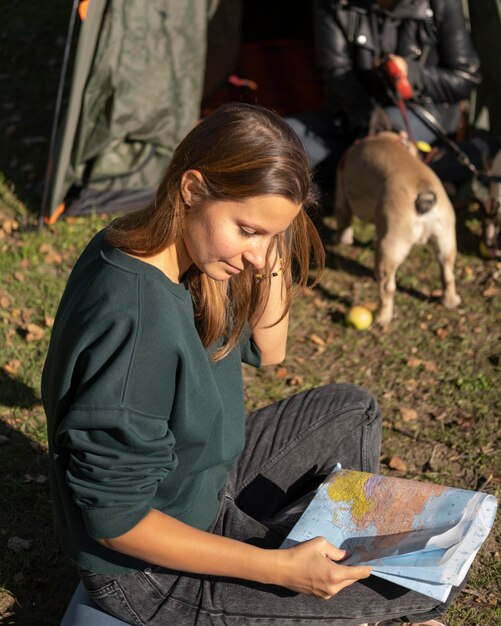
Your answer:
[180,170,205,206]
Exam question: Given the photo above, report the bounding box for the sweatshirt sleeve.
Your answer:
[56,406,178,539]
[47,271,185,540]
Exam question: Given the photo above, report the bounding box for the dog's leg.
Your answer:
[334,167,354,244]
[376,259,398,327]
[337,216,354,245]
[429,236,461,309]
[375,238,412,328]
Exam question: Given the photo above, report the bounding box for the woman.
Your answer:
[43,103,452,625]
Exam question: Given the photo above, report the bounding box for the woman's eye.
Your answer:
[239,227,256,238]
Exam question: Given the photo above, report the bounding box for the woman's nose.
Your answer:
[243,240,268,270]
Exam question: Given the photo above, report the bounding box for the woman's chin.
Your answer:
[196,261,244,281]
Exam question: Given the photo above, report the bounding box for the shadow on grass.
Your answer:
[0,371,40,408]
[325,248,374,279]
[0,2,73,212]
[0,419,77,625]
[454,203,484,257]
[323,247,441,308]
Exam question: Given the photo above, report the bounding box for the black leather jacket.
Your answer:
[314,0,481,134]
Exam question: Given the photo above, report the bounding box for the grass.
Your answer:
[2,198,498,625]
[0,3,500,624]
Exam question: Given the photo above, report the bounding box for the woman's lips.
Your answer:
[225,262,244,274]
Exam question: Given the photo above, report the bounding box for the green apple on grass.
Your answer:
[345,306,373,330]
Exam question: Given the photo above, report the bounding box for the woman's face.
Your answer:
[182,194,301,281]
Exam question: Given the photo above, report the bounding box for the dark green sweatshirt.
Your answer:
[42,230,261,573]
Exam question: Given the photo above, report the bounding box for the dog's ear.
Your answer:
[368,107,393,136]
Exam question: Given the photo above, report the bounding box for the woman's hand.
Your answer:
[387,54,408,77]
[273,537,372,599]
[98,510,370,598]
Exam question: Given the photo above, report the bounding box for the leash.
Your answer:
[405,103,501,260]
[381,59,501,186]
[395,98,416,144]
[382,58,417,144]
[408,104,501,186]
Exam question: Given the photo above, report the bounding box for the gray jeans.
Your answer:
[80,384,456,625]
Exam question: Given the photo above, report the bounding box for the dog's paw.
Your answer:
[375,311,392,329]
[442,293,461,309]
[338,227,354,245]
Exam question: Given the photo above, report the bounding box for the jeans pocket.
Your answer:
[81,574,147,626]
[140,567,179,600]
[80,571,115,596]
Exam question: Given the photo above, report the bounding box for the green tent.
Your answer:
[41,0,236,223]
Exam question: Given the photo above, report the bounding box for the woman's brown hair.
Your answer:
[106,102,325,359]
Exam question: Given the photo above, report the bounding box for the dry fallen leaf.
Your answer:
[39,242,62,264]
[44,315,55,328]
[25,323,45,342]
[404,378,418,392]
[388,456,407,472]
[5,328,16,343]
[407,357,422,368]
[7,536,32,553]
[483,286,500,299]
[363,301,378,312]
[0,294,12,308]
[13,271,25,282]
[435,327,448,340]
[288,374,305,386]
[0,591,15,617]
[21,307,36,324]
[423,360,438,372]
[10,307,22,320]
[275,367,289,380]
[310,334,326,347]
[400,407,418,422]
[3,359,21,376]
[0,218,19,235]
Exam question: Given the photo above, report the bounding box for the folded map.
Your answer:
[281,466,497,601]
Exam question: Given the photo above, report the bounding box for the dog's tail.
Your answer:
[415,190,437,214]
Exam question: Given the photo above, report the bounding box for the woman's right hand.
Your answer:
[273,537,372,599]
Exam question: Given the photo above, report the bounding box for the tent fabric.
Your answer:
[45,0,219,220]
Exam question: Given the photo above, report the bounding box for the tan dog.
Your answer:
[335,131,461,327]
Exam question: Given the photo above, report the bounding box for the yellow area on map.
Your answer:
[326,470,447,536]
[327,471,376,522]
